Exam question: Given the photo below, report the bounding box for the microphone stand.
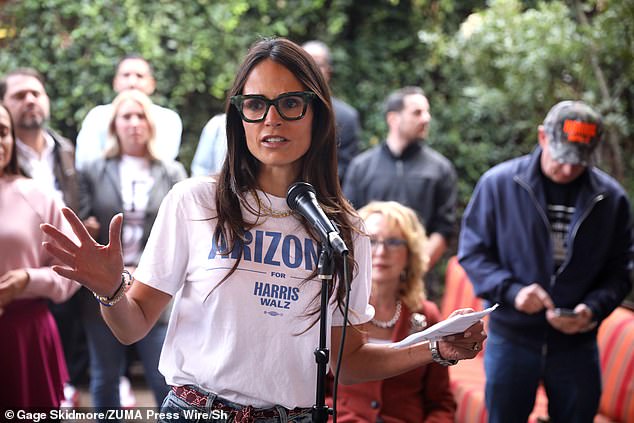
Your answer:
[312,244,334,423]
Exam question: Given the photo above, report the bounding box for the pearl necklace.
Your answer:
[371,300,402,329]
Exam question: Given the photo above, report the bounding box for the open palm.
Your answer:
[41,207,124,298]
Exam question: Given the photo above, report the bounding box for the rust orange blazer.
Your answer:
[331,300,456,423]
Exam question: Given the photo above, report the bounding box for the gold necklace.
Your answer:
[259,202,294,218]
[252,191,294,218]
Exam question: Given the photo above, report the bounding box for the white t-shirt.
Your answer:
[119,155,155,265]
[16,133,65,206]
[135,177,374,409]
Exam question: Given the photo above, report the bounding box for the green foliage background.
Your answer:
[1,0,633,301]
[2,0,631,200]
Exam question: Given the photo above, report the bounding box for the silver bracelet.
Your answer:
[93,270,132,307]
[429,340,458,366]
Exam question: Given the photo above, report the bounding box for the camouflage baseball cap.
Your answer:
[543,101,603,165]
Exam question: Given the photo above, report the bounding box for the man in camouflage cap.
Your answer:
[458,100,633,422]
[542,100,603,166]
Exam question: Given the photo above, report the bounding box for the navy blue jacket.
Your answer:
[458,147,633,351]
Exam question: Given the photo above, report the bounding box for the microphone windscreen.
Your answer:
[286,182,316,210]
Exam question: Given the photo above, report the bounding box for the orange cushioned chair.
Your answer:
[595,306,634,422]
[442,256,549,423]
[442,256,634,423]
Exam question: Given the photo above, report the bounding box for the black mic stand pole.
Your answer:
[312,244,334,423]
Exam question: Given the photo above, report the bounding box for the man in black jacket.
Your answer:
[302,40,362,182]
[343,86,457,275]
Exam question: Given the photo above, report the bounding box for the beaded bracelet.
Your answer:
[93,270,133,307]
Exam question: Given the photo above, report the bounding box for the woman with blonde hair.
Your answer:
[77,89,186,417]
[333,201,456,422]
[103,89,160,160]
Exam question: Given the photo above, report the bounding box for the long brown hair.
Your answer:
[0,103,19,175]
[214,37,359,315]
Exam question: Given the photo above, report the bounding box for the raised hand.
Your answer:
[41,207,124,298]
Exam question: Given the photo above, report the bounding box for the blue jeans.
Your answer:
[484,330,601,423]
[83,306,169,421]
[159,388,313,423]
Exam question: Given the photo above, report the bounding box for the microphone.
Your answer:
[286,182,349,255]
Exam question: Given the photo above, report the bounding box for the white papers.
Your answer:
[393,303,499,349]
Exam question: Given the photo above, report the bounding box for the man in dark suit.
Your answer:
[302,40,362,182]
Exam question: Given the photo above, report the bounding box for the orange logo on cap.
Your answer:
[563,119,597,144]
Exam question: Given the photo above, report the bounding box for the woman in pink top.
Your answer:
[0,103,79,409]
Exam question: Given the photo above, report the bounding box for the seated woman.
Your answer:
[0,102,79,409]
[77,89,187,414]
[333,201,456,423]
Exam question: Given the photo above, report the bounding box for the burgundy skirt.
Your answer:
[0,299,68,409]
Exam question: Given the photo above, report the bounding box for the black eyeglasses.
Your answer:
[369,237,408,251]
[230,91,316,123]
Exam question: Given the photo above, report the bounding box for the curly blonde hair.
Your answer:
[358,201,429,310]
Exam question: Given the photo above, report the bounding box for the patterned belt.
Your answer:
[171,386,311,422]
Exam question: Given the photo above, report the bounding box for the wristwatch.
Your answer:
[429,340,458,366]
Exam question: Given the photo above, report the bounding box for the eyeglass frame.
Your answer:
[369,237,408,251]
[230,91,317,123]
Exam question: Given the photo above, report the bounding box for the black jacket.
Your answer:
[78,157,187,261]
[343,141,457,240]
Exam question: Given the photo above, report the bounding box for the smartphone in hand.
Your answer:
[554,308,577,317]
